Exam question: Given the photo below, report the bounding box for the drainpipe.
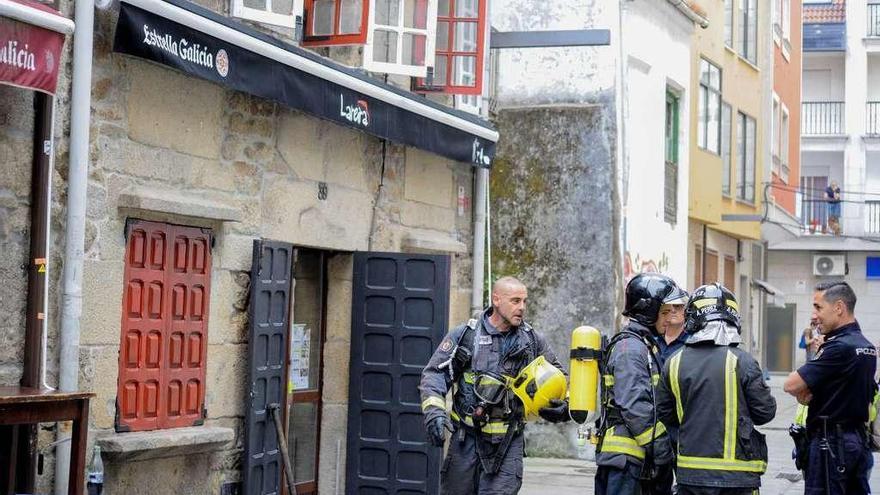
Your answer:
[55,0,95,489]
[471,10,493,316]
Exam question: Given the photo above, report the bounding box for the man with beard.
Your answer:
[419,276,568,494]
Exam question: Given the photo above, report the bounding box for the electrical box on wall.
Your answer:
[813,254,846,277]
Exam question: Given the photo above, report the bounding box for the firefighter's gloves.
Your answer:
[538,399,571,423]
[427,416,453,447]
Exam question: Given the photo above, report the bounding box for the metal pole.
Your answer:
[471,167,488,315]
[269,404,298,495]
[56,0,96,488]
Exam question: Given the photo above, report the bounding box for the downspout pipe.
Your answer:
[55,0,95,490]
[665,0,709,29]
[472,4,493,316]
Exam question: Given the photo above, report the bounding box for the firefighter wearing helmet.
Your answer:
[594,273,684,494]
[656,283,776,495]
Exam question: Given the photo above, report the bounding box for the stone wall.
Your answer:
[490,103,619,457]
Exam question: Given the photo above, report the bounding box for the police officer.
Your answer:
[783,281,877,494]
[656,283,776,495]
[595,273,683,495]
[419,276,568,494]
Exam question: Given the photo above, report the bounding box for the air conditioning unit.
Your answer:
[813,254,846,276]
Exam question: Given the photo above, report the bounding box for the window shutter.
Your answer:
[116,220,212,432]
[413,0,486,95]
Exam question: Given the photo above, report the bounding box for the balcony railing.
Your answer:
[866,201,880,234]
[868,102,880,135]
[870,4,880,37]
[801,199,831,234]
[802,102,845,135]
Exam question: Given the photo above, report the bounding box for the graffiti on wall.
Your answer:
[624,251,670,281]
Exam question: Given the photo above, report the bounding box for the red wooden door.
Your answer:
[116,220,212,432]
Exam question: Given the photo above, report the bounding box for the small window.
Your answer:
[724,0,734,47]
[232,0,303,28]
[781,105,790,183]
[721,102,732,196]
[737,111,756,203]
[664,90,679,225]
[698,58,722,154]
[724,256,736,291]
[363,0,438,77]
[739,0,757,64]
[414,0,486,94]
[303,0,369,45]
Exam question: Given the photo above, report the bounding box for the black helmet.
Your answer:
[685,283,740,333]
[623,273,688,327]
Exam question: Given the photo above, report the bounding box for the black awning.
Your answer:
[113,0,497,167]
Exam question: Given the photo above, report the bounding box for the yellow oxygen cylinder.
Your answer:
[569,325,602,424]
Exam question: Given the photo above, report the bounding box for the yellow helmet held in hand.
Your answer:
[511,355,567,420]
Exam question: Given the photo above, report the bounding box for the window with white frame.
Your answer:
[739,0,757,64]
[771,96,780,171]
[782,0,791,42]
[414,0,487,94]
[724,0,734,47]
[363,0,438,77]
[781,105,790,182]
[722,102,732,196]
[698,58,722,154]
[737,111,756,202]
[233,0,302,28]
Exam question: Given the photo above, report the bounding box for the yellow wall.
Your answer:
[688,0,769,240]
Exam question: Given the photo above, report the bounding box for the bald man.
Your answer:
[420,277,566,494]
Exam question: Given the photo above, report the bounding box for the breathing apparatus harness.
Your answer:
[438,317,537,475]
[595,327,665,481]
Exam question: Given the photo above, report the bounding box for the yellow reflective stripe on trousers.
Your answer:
[724,350,739,460]
[677,455,766,472]
[634,422,667,446]
[669,352,684,423]
[421,396,446,412]
[601,427,645,460]
[449,411,509,434]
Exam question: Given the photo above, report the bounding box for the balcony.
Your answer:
[868,102,880,135]
[866,201,880,234]
[802,102,845,135]
[871,4,880,37]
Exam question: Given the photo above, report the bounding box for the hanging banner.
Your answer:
[0,15,65,94]
[112,1,497,166]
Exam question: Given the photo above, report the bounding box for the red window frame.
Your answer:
[116,220,212,432]
[415,0,486,95]
[302,0,370,46]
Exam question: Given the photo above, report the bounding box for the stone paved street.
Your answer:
[522,375,880,494]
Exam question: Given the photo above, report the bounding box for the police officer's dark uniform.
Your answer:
[796,320,876,494]
[419,307,566,494]
[594,273,683,495]
[656,283,776,495]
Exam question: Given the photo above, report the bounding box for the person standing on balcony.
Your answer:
[826,181,841,235]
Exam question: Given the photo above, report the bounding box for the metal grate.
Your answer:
[802,102,845,135]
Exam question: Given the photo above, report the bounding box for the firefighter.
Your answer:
[594,273,683,495]
[419,276,568,494]
[783,281,876,495]
[656,283,776,495]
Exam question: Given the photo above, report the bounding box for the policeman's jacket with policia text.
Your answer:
[419,306,566,490]
[656,283,777,490]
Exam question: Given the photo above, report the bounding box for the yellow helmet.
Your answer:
[510,356,567,419]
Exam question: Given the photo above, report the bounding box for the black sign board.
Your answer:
[113,1,496,166]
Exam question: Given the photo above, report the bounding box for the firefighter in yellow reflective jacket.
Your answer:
[656,283,777,495]
[595,273,685,495]
[419,276,568,494]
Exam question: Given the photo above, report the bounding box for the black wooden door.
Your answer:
[346,252,450,494]
[244,240,294,495]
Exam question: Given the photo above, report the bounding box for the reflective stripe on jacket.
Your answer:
[657,343,776,488]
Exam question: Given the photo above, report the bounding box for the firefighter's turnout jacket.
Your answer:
[596,321,674,469]
[657,341,777,489]
[419,308,564,438]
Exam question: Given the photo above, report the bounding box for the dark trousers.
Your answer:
[441,430,523,495]
[804,429,873,495]
[595,462,673,495]
[677,487,756,495]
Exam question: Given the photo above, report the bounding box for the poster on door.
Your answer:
[289,323,311,392]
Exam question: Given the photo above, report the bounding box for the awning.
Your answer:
[112,0,498,166]
[753,279,786,308]
[0,0,74,94]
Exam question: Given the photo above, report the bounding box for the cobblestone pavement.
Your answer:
[521,375,880,494]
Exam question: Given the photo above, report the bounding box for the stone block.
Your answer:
[103,451,224,495]
[87,181,109,220]
[328,254,353,282]
[98,138,196,184]
[218,233,256,271]
[207,270,248,345]
[325,280,352,343]
[80,260,125,345]
[0,135,32,198]
[205,343,247,418]
[127,62,223,159]
[277,112,325,181]
[88,345,122,430]
[190,159,237,192]
[324,125,369,191]
[400,200,456,231]
[262,178,372,251]
[321,340,350,403]
[405,148,454,207]
[449,288,473,325]
[97,425,234,462]
[317,403,348,495]
[117,186,242,222]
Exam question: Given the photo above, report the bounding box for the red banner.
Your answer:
[0,15,64,94]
